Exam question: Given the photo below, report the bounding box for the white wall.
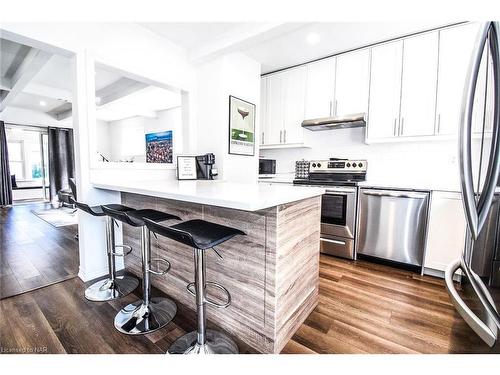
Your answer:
[102,106,182,163]
[195,52,261,183]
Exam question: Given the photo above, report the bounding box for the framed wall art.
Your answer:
[228,95,255,156]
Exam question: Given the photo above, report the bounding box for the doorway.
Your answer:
[6,124,49,203]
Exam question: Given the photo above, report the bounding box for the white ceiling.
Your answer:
[31,54,73,91]
[140,22,262,52]
[96,85,181,122]
[9,91,67,112]
[140,21,455,74]
[246,22,453,73]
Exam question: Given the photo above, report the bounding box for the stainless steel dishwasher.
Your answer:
[357,188,430,266]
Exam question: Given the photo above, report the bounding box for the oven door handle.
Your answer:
[320,238,346,246]
[325,189,356,195]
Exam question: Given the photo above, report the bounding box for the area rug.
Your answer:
[31,207,78,227]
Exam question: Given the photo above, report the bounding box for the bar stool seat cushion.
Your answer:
[145,218,245,250]
[126,209,181,227]
[75,201,127,217]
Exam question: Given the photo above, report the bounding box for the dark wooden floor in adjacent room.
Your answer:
[0,203,79,299]
[1,253,498,354]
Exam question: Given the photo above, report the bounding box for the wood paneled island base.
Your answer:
[121,193,321,354]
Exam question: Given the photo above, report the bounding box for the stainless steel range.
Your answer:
[294,158,367,259]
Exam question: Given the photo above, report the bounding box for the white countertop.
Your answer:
[92,179,324,212]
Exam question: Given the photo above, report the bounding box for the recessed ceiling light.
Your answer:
[306,32,320,45]
[39,100,47,107]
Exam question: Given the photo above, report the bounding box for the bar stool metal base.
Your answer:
[84,276,139,302]
[167,329,239,354]
[114,297,177,335]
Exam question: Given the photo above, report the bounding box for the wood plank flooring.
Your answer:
[0,203,79,299]
[1,253,499,353]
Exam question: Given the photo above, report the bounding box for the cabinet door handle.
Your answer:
[262,132,264,145]
[393,118,397,137]
[280,130,283,143]
[334,99,338,116]
[400,117,405,135]
[329,101,333,116]
[284,129,287,143]
[437,114,441,134]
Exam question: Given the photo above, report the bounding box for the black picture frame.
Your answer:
[228,95,256,156]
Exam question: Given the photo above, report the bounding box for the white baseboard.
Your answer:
[423,267,462,282]
[78,264,125,282]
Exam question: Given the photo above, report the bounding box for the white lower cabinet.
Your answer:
[424,191,467,274]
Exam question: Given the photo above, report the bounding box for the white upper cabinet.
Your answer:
[399,32,439,137]
[282,66,306,144]
[261,66,306,146]
[472,46,489,134]
[304,58,336,120]
[260,76,268,145]
[335,49,370,116]
[435,23,481,136]
[265,72,284,145]
[483,44,496,133]
[367,41,403,140]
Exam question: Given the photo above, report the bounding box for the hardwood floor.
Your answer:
[0,254,499,354]
[0,203,79,299]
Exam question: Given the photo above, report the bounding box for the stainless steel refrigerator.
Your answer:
[446,21,500,347]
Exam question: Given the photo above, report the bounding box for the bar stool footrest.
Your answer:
[111,244,133,257]
[186,281,231,308]
[148,258,171,275]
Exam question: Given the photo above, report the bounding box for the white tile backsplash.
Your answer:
[259,127,473,190]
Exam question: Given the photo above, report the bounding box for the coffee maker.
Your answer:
[196,153,218,180]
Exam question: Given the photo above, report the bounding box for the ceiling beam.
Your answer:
[96,77,148,107]
[47,102,72,121]
[23,82,72,102]
[0,48,52,112]
[0,78,12,91]
[4,44,32,79]
[188,23,305,63]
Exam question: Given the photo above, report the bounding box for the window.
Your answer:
[7,141,25,180]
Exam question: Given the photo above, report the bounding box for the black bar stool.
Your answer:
[74,201,139,302]
[144,218,245,354]
[102,205,181,335]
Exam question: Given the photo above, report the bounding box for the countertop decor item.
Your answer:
[176,155,197,180]
[228,95,255,156]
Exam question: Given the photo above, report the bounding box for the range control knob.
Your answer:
[317,163,321,168]
[346,163,351,167]
[352,163,357,168]
[312,163,316,167]
[358,163,363,168]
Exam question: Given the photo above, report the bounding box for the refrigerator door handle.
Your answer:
[459,22,489,239]
[459,22,500,240]
[445,258,498,347]
[477,22,500,232]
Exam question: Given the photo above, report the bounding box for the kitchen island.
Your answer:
[92,179,324,353]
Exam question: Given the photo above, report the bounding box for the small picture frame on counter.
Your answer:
[177,155,197,180]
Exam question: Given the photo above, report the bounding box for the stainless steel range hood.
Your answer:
[301,113,366,131]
